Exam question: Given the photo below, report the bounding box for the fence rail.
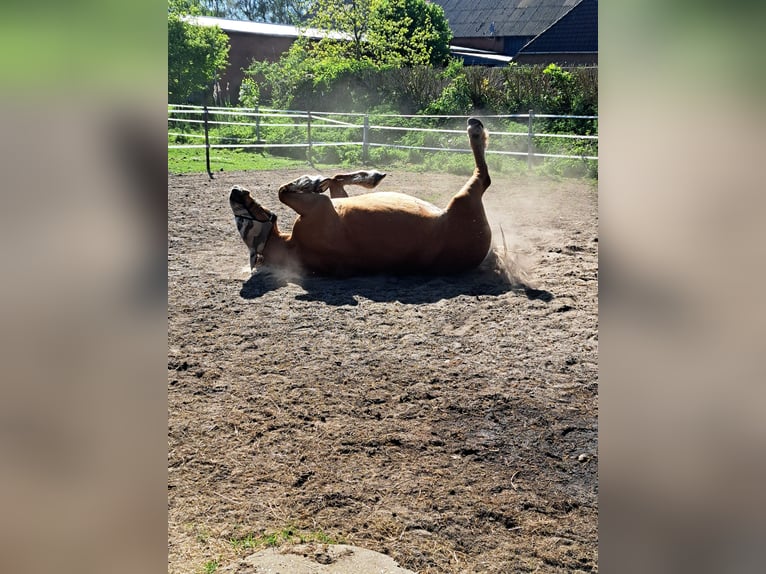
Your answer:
[168,104,598,179]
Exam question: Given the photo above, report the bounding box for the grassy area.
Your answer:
[168,146,597,179]
[168,148,311,174]
[168,108,596,178]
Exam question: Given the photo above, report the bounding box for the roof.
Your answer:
[184,15,346,41]
[517,0,597,54]
[431,0,584,38]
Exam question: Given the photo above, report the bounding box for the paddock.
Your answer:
[168,168,598,573]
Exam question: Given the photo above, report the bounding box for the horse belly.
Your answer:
[343,210,443,269]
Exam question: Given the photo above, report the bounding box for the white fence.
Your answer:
[168,104,597,176]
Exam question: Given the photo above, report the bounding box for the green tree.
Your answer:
[299,0,374,62]
[296,0,451,66]
[191,0,309,23]
[240,0,454,111]
[168,0,230,103]
[195,0,236,17]
[230,0,310,24]
[169,0,207,14]
[367,0,452,66]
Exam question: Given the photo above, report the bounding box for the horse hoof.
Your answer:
[467,117,484,130]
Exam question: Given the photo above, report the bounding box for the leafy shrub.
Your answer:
[369,146,407,166]
[238,77,260,109]
[423,152,474,176]
[423,66,473,114]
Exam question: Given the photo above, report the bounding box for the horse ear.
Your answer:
[317,177,332,193]
[372,171,386,186]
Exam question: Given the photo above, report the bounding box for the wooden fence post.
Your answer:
[363,114,369,164]
[203,105,214,180]
[527,109,534,170]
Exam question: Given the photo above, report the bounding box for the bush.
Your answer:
[369,146,407,166]
[244,54,597,123]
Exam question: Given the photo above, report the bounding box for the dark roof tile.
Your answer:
[432,0,583,38]
[518,0,597,54]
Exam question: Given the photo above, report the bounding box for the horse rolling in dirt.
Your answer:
[230,117,492,276]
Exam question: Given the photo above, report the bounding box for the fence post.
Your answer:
[202,105,213,179]
[527,109,534,170]
[306,110,312,164]
[363,114,369,164]
[203,105,213,180]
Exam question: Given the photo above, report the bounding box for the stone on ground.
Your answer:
[219,544,416,574]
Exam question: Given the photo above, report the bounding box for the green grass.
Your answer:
[202,559,219,573]
[168,114,597,178]
[229,527,341,552]
[168,148,311,174]
[168,145,596,180]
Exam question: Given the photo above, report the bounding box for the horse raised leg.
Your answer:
[324,170,387,198]
[434,117,492,270]
[277,170,387,215]
[451,117,491,204]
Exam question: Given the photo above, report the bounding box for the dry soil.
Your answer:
[168,168,598,573]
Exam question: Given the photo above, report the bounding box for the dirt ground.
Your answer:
[168,167,598,573]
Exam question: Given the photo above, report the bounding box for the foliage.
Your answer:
[192,0,309,23]
[297,0,451,66]
[169,0,204,13]
[373,65,449,113]
[242,43,383,110]
[239,0,454,110]
[233,0,309,23]
[172,54,598,179]
[418,63,597,126]
[367,0,452,66]
[238,77,260,108]
[422,62,502,114]
[168,1,230,104]
[242,46,307,109]
[423,65,473,114]
[542,63,575,113]
[301,0,375,61]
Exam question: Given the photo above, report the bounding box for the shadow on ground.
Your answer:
[240,266,553,306]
